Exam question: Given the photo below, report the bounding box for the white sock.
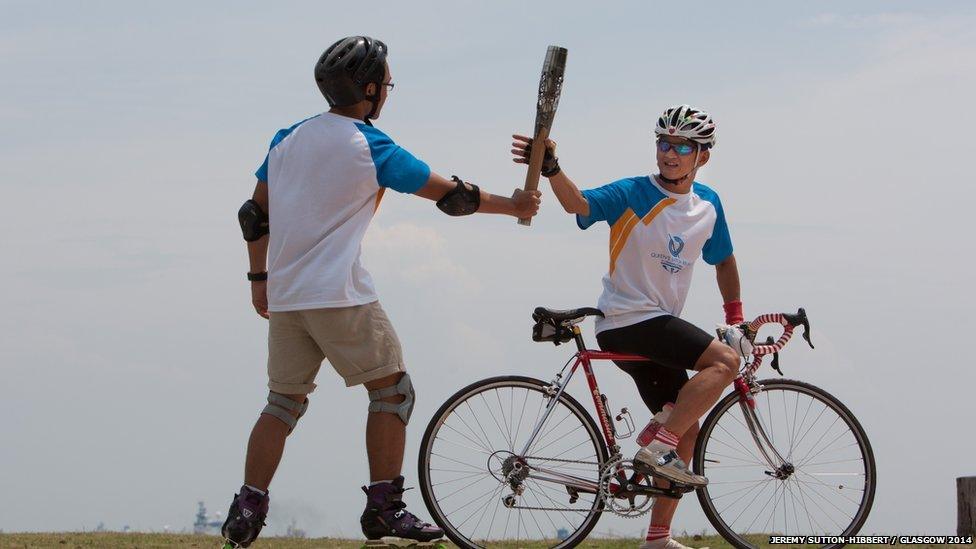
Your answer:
[243,484,266,496]
[646,525,670,542]
[369,479,394,486]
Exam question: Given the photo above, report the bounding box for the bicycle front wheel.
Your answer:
[694,379,876,549]
[418,376,609,549]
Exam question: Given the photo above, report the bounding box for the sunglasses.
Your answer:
[657,141,697,156]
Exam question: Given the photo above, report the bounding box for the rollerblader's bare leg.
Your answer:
[222,393,306,547]
[361,373,444,544]
[243,392,307,489]
[365,373,406,480]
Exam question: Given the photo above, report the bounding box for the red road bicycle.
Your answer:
[417,307,876,549]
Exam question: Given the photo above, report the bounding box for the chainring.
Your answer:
[598,458,656,518]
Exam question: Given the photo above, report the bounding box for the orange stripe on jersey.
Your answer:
[642,198,676,226]
[609,209,638,252]
[373,187,386,213]
[608,198,676,275]
[609,209,640,275]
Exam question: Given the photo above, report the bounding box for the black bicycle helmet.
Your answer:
[314,36,388,109]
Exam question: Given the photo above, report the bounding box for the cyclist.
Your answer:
[512,105,743,549]
[223,36,541,548]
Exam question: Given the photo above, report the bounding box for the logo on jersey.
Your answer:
[651,233,690,274]
[668,234,685,257]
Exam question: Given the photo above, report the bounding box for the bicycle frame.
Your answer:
[517,324,646,460]
[514,309,813,494]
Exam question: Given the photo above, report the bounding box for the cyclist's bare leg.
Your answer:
[244,392,307,490]
[364,372,406,481]
[663,341,738,437]
[648,422,698,524]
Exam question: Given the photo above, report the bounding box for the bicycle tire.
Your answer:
[418,376,609,549]
[694,379,876,549]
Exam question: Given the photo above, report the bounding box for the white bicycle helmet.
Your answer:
[655,105,716,148]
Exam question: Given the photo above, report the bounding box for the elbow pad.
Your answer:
[238,199,270,241]
[436,176,481,216]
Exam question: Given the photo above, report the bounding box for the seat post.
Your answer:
[571,325,587,353]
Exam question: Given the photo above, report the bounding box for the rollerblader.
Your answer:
[512,105,741,549]
[222,35,540,548]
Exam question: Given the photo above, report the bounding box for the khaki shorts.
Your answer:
[267,301,405,393]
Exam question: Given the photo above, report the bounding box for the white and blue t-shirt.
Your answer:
[577,176,733,334]
[255,112,430,312]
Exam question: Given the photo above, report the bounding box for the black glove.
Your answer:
[523,138,560,177]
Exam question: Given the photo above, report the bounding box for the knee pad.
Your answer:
[367,373,415,425]
[261,392,309,433]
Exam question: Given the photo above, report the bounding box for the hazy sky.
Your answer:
[2,0,975,539]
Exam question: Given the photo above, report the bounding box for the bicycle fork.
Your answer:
[735,377,795,479]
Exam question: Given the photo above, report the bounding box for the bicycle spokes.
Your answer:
[739,398,791,471]
[420,379,606,547]
[697,381,875,542]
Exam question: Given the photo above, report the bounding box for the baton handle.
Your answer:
[517,127,551,226]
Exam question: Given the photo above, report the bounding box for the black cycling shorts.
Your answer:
[595,315,714,414]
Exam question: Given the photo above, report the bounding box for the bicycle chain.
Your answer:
[507,501,650,515]
[521,455,603,466]
[503,455,602,512]
[505,455,652,516]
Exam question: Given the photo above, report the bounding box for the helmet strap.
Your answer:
[364,85,381,121]
[365,98,379,121]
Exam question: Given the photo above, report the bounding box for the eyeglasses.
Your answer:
[657,141,696,156]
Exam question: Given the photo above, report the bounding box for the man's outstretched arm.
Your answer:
[510,134,588,216]
[414,171,541,218]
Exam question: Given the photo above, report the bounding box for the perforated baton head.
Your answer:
[534,46,568,133]
[519,46,568,227]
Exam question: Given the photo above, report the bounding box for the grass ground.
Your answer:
[0,533,964,549]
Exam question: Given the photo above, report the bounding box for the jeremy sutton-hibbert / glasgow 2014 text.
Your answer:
[769,535,974,545]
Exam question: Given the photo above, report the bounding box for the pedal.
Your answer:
[362,538,448,549]
[632,460,698,494]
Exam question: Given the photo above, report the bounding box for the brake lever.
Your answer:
[783,307,815,349]
[766,336,784,376]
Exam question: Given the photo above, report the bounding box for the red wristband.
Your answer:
[723,300,744,325]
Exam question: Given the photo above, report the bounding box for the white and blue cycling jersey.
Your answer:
[255,112,430,312]
[576,175,733,334]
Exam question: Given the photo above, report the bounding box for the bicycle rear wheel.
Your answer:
[694,379,876,549]
[418,376,609,549]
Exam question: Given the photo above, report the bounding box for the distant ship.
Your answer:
[193,501,223,535]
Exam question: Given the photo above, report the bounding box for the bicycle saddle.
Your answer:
[532,306,605,324]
